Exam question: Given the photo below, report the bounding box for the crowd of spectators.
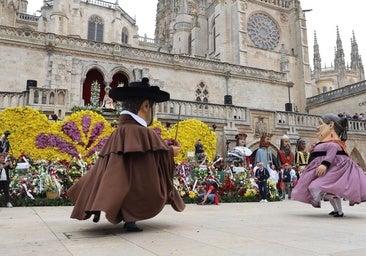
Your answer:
[338,112,366,121]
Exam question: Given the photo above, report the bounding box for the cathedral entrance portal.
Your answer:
[82,69,129,107]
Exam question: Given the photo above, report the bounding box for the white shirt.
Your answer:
[268,167,279,184]
[120,110,147,127]
[0,168,7,181]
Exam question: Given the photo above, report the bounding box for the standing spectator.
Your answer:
[0,153,13,207]
[254,162,270,202]
[292,113,366,217]
[269,164,279,185]
[194,139,205,162]
[0,130,11,153]
[281,163,297,200]
[352,113,359,120]
[359,113,365,120]
[68,78,185,232]
[276,164,284,198]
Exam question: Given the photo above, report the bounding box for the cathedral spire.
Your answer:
[334,26,346,87]
[350,31,364,79]
[313,31,321,80]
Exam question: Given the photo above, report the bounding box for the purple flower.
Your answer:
[152,128,162,136]
[36,133,80,157]
[86,122,105,148]
[82,115,91,135]
[62,121,82,143]
[36,133,50,148]
[87,137,109,157]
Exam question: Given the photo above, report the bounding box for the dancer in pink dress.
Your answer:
[292,113,366,217]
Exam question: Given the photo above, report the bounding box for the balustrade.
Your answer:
[307,80,366,107]
[1,90,366,135]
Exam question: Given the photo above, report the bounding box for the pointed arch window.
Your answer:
[49,92,55,105]
[42,91,47,104]
[57,91,65,105]
[195,82,209,108]
[88,15,104,42]
[211,18,216,53]
[121,27,129,44]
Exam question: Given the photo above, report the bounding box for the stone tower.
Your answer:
[0,0,28,27]
[311,27,364,94]
[155,0,311,112]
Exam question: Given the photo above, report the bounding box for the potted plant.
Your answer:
[44,174,59,199]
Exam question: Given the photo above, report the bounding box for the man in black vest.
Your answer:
[254,162,270,202]
[281,163,297,199]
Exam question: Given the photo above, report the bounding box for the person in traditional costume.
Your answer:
[292,113,366,217]
[226,132,252,170]
[67,78,185,231]
[276,134,294,168]
[234,132,252,167]
[253,134,276,170]
[294,138,310,169]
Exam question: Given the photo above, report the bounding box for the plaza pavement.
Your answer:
[1,200,366,256]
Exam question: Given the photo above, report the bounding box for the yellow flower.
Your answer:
[154,119,217,163]
[0,107,114,163]
[0,106,53,159]
[244,188,257,197]
[188,190,197,198]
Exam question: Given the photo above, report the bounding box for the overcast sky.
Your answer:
[28,0,365,69]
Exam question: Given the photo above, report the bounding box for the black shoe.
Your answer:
[124,223,143,232]
[92,211,101,223]
[83,211,101,222]
[328,211,337,216]
[333,212,344,218]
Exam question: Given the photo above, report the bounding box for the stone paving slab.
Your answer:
[0,200,366,256]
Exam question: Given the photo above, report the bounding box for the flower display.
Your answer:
[0,106,54,159]
[8,155,94,200]
[35,110,114,162]
[62,121,82,144]
[0,107,281,204]
[149,119,217,162]
[44,174,58,193]
[0,107,114,162]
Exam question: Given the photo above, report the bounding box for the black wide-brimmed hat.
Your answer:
[109,78,170,103]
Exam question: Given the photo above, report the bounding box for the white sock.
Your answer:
[324,194,337,212]
[334,197,343,214]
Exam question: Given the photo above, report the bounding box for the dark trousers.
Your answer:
[0,181,10,202]
[258,181,268,200]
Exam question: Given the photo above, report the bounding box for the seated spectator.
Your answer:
[198,180,219,205]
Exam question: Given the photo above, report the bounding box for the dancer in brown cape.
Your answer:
[68,78,185,232]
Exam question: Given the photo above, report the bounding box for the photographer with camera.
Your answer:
[0,153,13,207]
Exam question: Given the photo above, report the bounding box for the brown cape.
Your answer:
[67,115,185,224]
